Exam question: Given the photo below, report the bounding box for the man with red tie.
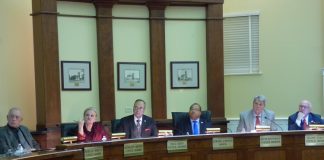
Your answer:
[237,95,277,132]
[288,100,323,130]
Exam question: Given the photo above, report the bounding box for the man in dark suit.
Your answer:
[288,100,323,130]
[0,107,40,154]
[174,103,211,135]
[118,99,158,139]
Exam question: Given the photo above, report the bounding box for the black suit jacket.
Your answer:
[288,112,323,130]
[117,115,158,139]
[174,115,211,135]
[0,125,40,154]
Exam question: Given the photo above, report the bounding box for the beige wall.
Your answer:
[0,0,36,130]
[223,0,324,118]
[0,0,323,129]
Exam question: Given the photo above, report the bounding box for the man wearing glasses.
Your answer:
[288,100,324,130]
[117,99,158,139]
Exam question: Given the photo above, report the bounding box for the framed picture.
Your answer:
[171,61,199,89]
[117,62,146,90]
[61,61,91,90]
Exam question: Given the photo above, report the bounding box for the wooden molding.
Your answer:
[149,6,167,119]
[95,5,116,121]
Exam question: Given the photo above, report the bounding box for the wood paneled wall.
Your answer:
[31,0,224,148]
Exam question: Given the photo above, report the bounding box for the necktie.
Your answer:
[17,128,31,150]
[302,118,307,130]
[255,116,261,126]
[193,121,199,135]
[135,119,141,138]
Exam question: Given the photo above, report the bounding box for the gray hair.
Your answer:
[134,99,146,107]
[253,95,266,105]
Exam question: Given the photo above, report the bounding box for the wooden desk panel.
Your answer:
[56,131,324,160]
[1,149,83,160]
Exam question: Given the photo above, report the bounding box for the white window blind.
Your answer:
[224,13,260,75]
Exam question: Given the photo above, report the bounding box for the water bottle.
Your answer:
[14,144,24,156]
[17,144,23,152]
[102,136,107,141]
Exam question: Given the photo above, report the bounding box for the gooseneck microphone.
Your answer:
[264,116,283,131]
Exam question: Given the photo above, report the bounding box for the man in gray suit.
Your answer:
[237,95,277,132]
[0,107,40,154]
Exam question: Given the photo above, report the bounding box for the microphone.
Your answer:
[264,116,283,131]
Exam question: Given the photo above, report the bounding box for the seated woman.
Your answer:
[77,107,110,142]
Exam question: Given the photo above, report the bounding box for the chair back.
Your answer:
[111,119,121,133]
[60,123,78,137]
[171,111,212,128]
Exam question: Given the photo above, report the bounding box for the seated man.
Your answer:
[288,100,323,130]
[0,107,40,154]
[117,99,157,139]
[174,103,211,135]
[237,95,277,132]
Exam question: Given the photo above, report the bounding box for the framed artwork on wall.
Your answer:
[171,61,199,89]
[61,61,91,90]
[117,62,146,90]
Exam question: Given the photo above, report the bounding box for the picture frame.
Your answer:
[170,61,199,89]
[117,62,146,90]
[61,61,91,90]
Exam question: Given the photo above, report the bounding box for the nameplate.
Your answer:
[260,135,282,147]
[124,142,144,157]
[167,139,188,153]
[213,137,234,150]
[305,134,324,146]
[84,146,103,160]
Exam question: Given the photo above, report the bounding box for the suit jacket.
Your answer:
[288,112,323,130]
[0,125,40,154]
[237,109,277,132]
[117,115,158,139]
[174,114,211,135]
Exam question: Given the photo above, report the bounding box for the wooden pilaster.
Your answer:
[94,1,116,121]
[206,4,224,118]
[148,3,168,119]
[32,0,61,148]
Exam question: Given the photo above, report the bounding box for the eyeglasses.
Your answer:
[299,105,310,109]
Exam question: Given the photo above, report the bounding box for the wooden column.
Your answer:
[148,4,168,119]
[94,1,116,121]
[206,4,224,118]
[32,0,61,148]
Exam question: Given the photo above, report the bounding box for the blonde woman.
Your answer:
[77,107,109,142]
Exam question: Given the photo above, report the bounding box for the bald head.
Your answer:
[7,107,23,128]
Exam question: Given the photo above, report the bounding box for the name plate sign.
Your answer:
[260,135,282,147]
[167,139,188,153]
[84,146,103,160]
[305,134,324,146]
[213,137,234,150]
[124,142,144,157]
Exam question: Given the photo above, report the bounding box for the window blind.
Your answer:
[224,14,260,75]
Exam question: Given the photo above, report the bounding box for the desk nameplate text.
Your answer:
[84,146,103,160]
[305,134,324,146]
[124,142,144,157]
[213,137,233,150]
[167,139,188,153]
[260,135,282,147]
